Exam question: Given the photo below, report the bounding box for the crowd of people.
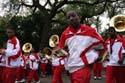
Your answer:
[0,10,125,83]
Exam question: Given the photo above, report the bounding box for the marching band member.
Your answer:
[0,41,5,83]
[27,48,41,83]
[93,62,103,80]
[54,10,104,83]
[1,25,21,83]
[40,53,48,77]
[93,59,103,80]
[51,55,66,83]
[48,34,68,83]
[105,27,125,83]
[15,53,30,83]
[0,52,5,83]
[93,50,103,80]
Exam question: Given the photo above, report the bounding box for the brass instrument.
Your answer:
[42,47,52,59]
[22,43,32,53]
[22,43,32,68]
[109,15,125,32]
[49,34,59,47]
[49,34,68,57]
[42,34,68,59]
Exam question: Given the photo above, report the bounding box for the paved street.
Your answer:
[39,71,106,83]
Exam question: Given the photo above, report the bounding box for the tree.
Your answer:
[1,0,125,50]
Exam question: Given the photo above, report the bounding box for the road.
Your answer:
[39,71,106,83]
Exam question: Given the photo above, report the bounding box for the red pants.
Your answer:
[16,66,29,81]
[93,62,102,77]
[27,69,40,83]
[2,67,16,83]
[70,66,91,83]
[40,63,47,75]
[106,66,125,83]
[52,65,64,83]
[0,66,4,83]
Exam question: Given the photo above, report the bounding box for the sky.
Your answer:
[99,12,110,31]
[0,0,6,16]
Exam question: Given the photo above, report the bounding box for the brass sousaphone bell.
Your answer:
[22,43,32,53]
[49,34,59,47]
[42,47,52,59]
[109,15,125,32]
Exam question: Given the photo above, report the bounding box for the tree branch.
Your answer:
[20,0,34,8]
[81,0,108,21]
[49,1,66,19]
[66,0,101,5]
[57,9,66,16]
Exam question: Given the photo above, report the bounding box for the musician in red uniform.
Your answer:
[51,56,66,83]
[0,41,5,83]
[27,48,41,83]
[15,53,29,83]
[0,25,21,83]
[105,27,125,83]
[93,51,103,80]
[54,10,104,83]
[93,61,103,80]
[40,53,48,77]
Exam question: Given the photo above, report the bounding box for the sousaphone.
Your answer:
[49,34,68,57]
[49,34,59,48]
[109,15,125,32]
[42,47,52,59]
[22,43,32,53]
[42,34,68,59]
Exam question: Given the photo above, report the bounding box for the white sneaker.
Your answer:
[98,77,102,80]
[19,79,26,82]
[94,76,97,80]
[36,80,41,83]
[15,81,19,83]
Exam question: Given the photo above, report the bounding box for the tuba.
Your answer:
[49,34,59,47]
[22,43,32,53]
[49,34,68,57]
[109,15,125,32]
[22,43,32,67]
[42,34,68,59]
[42,47,52,59]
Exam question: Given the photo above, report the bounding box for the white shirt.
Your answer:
[29,53,40,70]
[107,39,125,66]
[5,37,21,68]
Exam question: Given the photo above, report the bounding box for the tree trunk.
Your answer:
[39,20,52,50]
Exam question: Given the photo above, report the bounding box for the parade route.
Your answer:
[37,71,106,83]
